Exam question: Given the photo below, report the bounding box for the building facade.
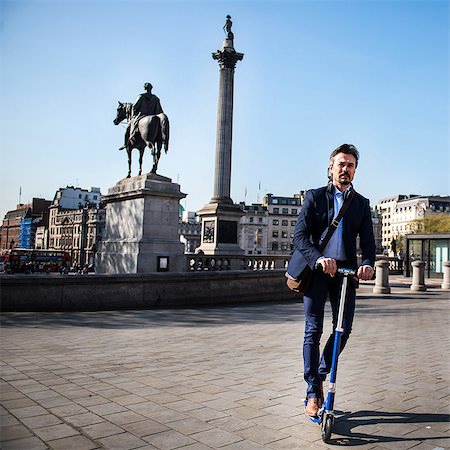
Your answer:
[48,187,105,268]
[179,211,201,254]
[0,199,51,252]
[375,195,450,255]
[239,203,269,255]
[264,193,304,255]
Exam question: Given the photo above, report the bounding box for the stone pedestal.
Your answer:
[410,260,427,291]
[373,260,391,294]
[196,201,244,255]
[96,173,186,274]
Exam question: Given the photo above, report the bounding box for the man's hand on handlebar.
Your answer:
[318,259,374,280]
[357,265,374,281]
[318,258,337,276]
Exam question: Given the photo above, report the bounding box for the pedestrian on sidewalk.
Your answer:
[287,143,376,417]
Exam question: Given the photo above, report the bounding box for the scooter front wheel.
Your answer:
[321,414,334,443]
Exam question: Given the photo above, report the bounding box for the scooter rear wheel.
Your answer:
[321,414,334,443]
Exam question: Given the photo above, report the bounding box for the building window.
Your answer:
[282,208,289,214]
[258,217,263,223]
[272,241,278,250]
[249,217,254,223]
[273,208,279,214]
[281,242,288,251]
[282,220,288,226]
[273,231,279,238]
[291,220,296,226]
[282,231,288,238]
[291,208,297,215]
[273,219,279,225]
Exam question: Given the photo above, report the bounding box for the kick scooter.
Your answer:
[306,268,357,443]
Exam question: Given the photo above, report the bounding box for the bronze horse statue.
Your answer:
[114,102,170,177]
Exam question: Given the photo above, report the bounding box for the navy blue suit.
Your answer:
[287,185,376,399]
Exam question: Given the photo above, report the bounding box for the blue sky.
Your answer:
[1,0,448,221]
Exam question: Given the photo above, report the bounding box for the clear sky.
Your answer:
[1,0,448,221]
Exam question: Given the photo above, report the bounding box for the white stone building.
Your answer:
[239,203,269,255]
[264,193,304,255]
[375,195,450,254]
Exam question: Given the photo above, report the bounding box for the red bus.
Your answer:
[3,249,71,273]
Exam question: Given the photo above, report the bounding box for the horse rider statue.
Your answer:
[120,82,164,151]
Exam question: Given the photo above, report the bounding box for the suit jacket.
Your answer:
[287,185,376,279]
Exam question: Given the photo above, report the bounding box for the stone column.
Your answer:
[373,260,391,294]
[410,260,426,291]
[196,34,244,255]
[441,261,450,290]
[211,38,244,204]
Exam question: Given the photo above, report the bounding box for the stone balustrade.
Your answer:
[187,255,290,272]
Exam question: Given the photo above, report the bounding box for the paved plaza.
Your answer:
[1,277,449,450]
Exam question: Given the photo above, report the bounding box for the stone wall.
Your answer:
[0,270,299,312]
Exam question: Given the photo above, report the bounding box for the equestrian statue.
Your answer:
[114,83,170,177]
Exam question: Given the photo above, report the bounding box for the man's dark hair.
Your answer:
[329,144,359,168]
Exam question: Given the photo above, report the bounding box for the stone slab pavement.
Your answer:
[1,277,449,450]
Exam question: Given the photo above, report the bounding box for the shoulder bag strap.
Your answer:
[318,189,355,252]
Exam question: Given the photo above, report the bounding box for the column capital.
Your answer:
[212,44,244,69]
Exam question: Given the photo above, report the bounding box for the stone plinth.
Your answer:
[96,173,186,274]
[196,201,244,255]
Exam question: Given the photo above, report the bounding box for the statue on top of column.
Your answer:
[223,15,234,41]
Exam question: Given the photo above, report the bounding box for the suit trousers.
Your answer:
[303,270,356,398]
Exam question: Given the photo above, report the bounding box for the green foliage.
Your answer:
[411,213,450,234]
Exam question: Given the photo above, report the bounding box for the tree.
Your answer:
[410,213,450,234]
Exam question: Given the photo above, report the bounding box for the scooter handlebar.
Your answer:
[337,268,357,277]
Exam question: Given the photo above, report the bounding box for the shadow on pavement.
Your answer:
[330,409,450,447]
[1,294,448,329]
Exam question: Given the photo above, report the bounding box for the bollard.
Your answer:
[442,261,450,290]
[410,260,426,291]
[373,260,390,294]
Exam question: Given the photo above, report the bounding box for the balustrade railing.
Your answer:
[188,254,404,274]
[187,255,290,272]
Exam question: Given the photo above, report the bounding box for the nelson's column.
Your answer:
[196,15,245,255]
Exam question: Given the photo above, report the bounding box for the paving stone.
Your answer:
[33,422,80,441]
[80,421,125,439]
[236,424,291,445]
[0,436,48,449]
[64,411,105,427]
[190,428,243,448]
[0,424,33,441]
[122,418,170,436]
[87,402,128,415]
[104,410,149,426]
[9,405,48,419]
[0,414,20,427]
[21,414,63,428]
[143,429,196,449]
[46,434,99,450]
[98,431,149,450]
[167,417,213,435]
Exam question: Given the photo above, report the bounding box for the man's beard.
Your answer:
[339,173,351,185]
